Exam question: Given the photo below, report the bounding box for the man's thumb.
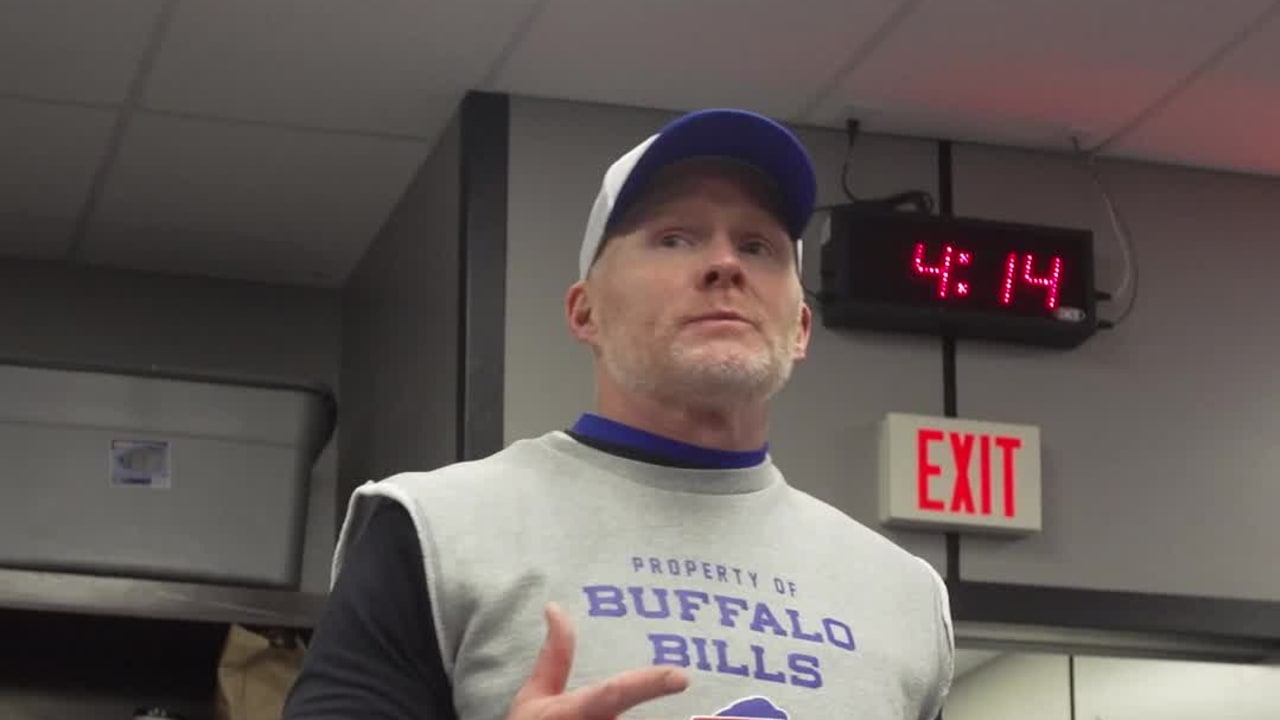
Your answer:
[522,602,576,698]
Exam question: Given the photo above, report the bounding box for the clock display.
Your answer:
[818,205,1098,348]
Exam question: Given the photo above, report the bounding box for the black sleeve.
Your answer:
[282,502,457,720]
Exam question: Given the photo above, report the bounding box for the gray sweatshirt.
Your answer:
[333,431,954,720]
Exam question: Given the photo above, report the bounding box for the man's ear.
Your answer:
[565,280,596,344]
[793,300,813,361]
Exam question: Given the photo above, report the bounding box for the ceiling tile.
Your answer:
[0,99,117,258]
[808,0,1273,150]
[0,0,165,105]
[142,0,539,137]
[80,113,429,286]
[1105,9,1280,176]
[487,0,909,120]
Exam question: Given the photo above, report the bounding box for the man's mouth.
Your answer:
[689,311,752,325]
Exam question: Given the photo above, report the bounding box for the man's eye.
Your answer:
[742,238,774,256]
[659,233,691,247]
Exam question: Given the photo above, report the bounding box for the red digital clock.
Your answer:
[817,205,1098,348]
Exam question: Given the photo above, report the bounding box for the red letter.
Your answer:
[948,432,975,514]
[980,434,992,515]
[917,429,945,511]
[995,436,1022,517]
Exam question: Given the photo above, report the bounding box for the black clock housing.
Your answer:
[817,204,1098,348]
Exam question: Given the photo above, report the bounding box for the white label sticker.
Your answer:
[110,439,172,488]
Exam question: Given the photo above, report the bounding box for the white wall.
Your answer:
[952,145,1280,601]
[1075,655,1280,720]
[945,652,1280,720]
[503,95,949,570]
[945,652,1071,720]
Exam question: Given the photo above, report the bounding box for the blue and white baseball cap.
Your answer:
[579,108,818,280]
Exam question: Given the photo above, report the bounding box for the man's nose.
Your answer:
[699,235,745,289]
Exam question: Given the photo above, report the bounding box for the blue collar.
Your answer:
[569,413,768,470]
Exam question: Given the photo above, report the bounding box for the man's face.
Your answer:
[570,158,812,407]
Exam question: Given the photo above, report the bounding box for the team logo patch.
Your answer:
[691,695,789,720]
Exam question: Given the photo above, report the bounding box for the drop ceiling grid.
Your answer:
[0,0,167,106]
[1104,2,1280,176]
[80,112,431,287]
[140,0,543,138]
[804,0,1276,150]
[5,0,1280,286]
[0,100,120,258]
[67,0,537,285]
[484,0,912,119]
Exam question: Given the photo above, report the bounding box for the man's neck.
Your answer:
[594,386,770,452]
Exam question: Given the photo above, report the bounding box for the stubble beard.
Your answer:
[599,319,798,411]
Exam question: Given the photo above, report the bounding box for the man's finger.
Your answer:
[558,665,689,720]
[520,602,576,699]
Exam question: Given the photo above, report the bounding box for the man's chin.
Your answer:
[666,354,784,401]
[601,342,791,405]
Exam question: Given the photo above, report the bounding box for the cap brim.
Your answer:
[607,109,817,240]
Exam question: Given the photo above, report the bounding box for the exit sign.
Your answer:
[878,413,1042,534]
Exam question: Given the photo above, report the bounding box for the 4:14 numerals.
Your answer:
[912,242,1063,310]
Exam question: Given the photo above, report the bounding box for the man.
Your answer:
[283,108,954,720]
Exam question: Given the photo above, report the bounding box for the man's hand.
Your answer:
[508,602,689,720]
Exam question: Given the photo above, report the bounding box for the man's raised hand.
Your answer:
[508,602,689,720]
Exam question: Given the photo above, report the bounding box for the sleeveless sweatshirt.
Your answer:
[332,430,954,720]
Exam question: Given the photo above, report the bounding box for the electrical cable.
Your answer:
[806,117,939,307]
[840,119,936,213]
[1073,137,1140,327]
